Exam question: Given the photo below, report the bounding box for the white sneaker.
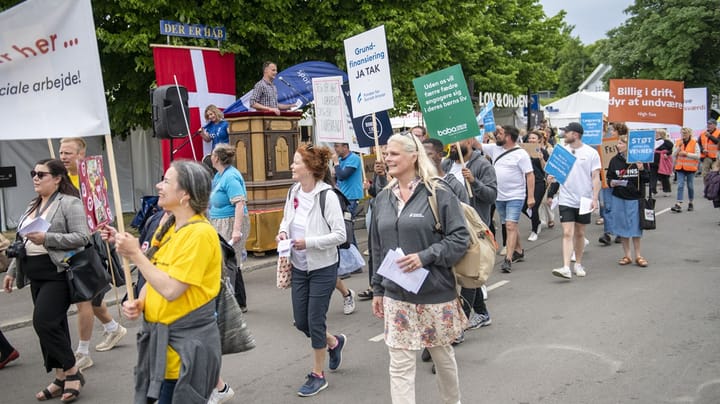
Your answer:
[574,264,586,277]
[528,232,538,241]
[570,251,576,262]
[552,266,572,279]
[74,352,93,371]
[208,384,235,404]
[95,325,128,352]
[500,246,507,256]
[343,289,356,315]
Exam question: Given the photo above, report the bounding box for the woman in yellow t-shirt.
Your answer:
[112,160,222,403]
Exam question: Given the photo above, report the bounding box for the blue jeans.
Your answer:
[495,199,524,224]
[348,199,360,218]
[157,379,177,404]
[291,263,338,349]
[676,170,695,202]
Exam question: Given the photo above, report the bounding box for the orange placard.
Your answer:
[608,79,684,125]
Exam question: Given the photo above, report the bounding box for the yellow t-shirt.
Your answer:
[69,173,79,190]
[143,215,221,379]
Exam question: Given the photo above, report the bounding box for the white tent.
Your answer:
[543,91,609,130]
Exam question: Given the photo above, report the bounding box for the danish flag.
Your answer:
[152,45,236,169]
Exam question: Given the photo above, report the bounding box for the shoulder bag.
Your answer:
[216,277,256,354]
[66,244,112,304]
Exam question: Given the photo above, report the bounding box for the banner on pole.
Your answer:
[341,83,392,148]
[312,76,347,143]
[344,25,394,117]
[77,156,112,232]
[627,130,656,163]
[608,79,684,126]
[580,112,604,146]
[0,0,109,140]
[413,64,477,144]
[152,45,236,168]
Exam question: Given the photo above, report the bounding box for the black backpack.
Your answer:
[319,188,355,249]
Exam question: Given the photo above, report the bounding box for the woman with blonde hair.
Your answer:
[200,105,229,150]
[671,127,701,212]
[371,133,469,404]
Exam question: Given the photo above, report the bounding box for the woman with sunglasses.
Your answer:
[3,159,90,402]
[371,133,469,404]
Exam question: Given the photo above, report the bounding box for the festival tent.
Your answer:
[543,91,609,130]
[224,61,348,114]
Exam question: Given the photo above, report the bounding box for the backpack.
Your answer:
[427,181,497,288]
[319,188,355,249]
[704,171,720,201]
[130,195,160,229]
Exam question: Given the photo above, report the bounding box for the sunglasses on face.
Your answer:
[30,170,51,179]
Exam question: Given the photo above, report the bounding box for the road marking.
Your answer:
[368,280,511,342]
[656,207,671,216]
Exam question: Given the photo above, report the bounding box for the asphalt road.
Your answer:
[1,178,719,404]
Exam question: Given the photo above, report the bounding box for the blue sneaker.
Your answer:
[297,372,328,397]
[328,334,346,371]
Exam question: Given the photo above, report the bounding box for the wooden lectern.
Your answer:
[225,111,303,254]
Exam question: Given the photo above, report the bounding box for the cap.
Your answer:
[560,122,584,135]
[708,119,717,125]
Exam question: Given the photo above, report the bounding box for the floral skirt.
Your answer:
[383,296,467,350]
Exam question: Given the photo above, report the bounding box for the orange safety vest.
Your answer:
[699,128,719,159]
[675,138,698,172]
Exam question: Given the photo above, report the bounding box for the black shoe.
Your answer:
[671,204,682,213]
[511,249,525,263]
[501,259,512,273]
[351,268,364,274]
[687,202,694,211]
[431,364,436,374]
[421,348,431,362]
[614,236,622,244]
[357,288,373,301]
[598,233,612,246]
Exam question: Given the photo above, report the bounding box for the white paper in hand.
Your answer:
[18,217,51,237]
[579,197,594,215]
[376,248,429,294]
[550,197,560,210]
[277,239,293,257]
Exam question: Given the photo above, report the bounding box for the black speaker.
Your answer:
[152,85,189,139]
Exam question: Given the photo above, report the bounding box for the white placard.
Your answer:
[312,76,347,143]
[683,87,707,130]
[343,25,394,117]
[0,0,110,140]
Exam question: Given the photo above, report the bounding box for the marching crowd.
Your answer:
[0,61,718,404]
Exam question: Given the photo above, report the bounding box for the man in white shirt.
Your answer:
[476,126,535,273]
[545,122,601,279]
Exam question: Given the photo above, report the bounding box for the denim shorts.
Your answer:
[495,199,524,224]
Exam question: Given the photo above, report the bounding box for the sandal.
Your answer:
[618,257,633,265]
[36,378,64,401]
[548,221,555,228]
[635,256,649,267]
[60,371,85,403]
[357,288,373,301]
[595,217,604,225]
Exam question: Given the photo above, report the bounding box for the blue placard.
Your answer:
[159,20,226,41]
[627,130,656,163]
[580,112,604,146]
[341,83,392,147]
[545,145,577,185]
[476,100,495,122]
[483,109,496,133]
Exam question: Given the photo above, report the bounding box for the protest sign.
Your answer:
[413,64,477,144]
[627,130,656,163]
[580,112,604,146]
[343,25,394,117]
[683,87,707,130]
[483,108,496,134]
[597,136,619,188]
[312,76,347,143]
[545,146,577,185]
[608,79,684,125]
[0,0,110,140]
[341,83,392,148]
[78,156,112,232]
[520,143,543,159]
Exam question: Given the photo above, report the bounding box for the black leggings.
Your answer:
[0,330,15,358]
[523,181,547,233]
[25,255,75,372]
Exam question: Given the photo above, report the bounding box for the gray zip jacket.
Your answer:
[371,181,469,304]
[134,299,221,404]
[441,150,497,226]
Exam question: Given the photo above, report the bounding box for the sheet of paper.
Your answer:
[277,239,293,257]
[18,217,50,237]
[376,248,429,294]
[550,197,560,210]
[579,197,594,215]
[526,208,533,218]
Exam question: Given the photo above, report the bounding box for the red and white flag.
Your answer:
[152,45,236,169]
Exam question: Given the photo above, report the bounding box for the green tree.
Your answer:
[597,0,720,95]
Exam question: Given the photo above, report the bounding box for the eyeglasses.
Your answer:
[30,170,51,179]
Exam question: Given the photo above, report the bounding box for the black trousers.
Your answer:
[460,287,488,317]
[0,330,14,358]
[649,165,671,194]
[523,181,547,233]
[25,255,75,372]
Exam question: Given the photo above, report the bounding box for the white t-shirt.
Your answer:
[449,162,464,184]
[558,143,601,208]
[484,144,533,201]
[289,188,314,271]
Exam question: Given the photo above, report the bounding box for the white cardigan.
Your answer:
[278,181,346,271]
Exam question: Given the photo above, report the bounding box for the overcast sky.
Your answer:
[539,0,635,44]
